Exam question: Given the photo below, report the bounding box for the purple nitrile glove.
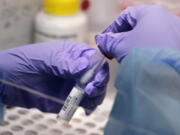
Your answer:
[0,41,109,114]
[96,5,180,62]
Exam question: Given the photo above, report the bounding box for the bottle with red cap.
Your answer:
[34,0,88,43]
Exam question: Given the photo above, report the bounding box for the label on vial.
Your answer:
[58,87,84,121]
[34,30,79,42]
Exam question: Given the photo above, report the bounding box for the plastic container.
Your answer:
[34,0,88,43]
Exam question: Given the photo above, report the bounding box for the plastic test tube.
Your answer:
[57,50,106,122]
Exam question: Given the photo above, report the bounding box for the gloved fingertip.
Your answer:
[77,59,89,71]
[95,35,111,58]
[71,57,89,75]
[103,24,114,33]
[95,33,118,60]
[85,84,94,96]
[85,70,109,97]
[85,84,105,97]
[95,35,104,46]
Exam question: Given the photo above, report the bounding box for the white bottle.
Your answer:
[34,0,88,43]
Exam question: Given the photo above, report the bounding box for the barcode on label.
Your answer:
[63,96,72,111]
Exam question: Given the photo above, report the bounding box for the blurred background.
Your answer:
[0,0,179,50]
[0,0,179,135]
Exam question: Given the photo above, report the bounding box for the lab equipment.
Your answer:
[34,0,88,43]
[57,51,106,122]
[96,5,180,62]
[105,47,180,135]
[0,96,114,135]
[0,41,109,114]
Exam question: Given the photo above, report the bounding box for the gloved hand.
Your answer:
[96,5,180,62]
[0,41,109,114]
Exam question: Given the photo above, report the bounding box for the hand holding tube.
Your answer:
[0,41,109,114]
[57,50,107,122]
